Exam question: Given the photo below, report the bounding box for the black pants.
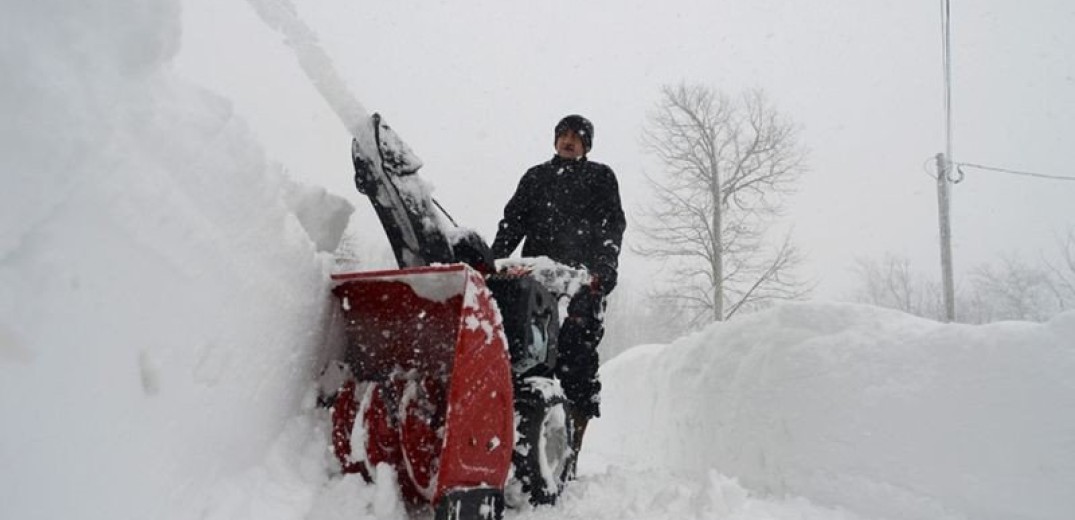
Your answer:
[556,289,606,419]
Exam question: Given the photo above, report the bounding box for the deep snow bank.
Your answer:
[586,302,1075,520]
[1,2,352,519]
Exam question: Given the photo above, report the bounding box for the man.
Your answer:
[491,114,626,457]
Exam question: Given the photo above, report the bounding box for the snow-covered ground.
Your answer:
[3,2,1073,520]
[586,304,1075,520]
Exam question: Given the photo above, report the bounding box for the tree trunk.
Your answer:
[711,164,724,322]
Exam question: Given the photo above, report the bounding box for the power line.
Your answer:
[921,156,964,183]
[931,2,1072,185]
[941,0,953,167]
[922,157,1075,183]
[957,162,1075,182]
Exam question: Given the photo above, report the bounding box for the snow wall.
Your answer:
[1,2,354,519]
[587,302,1075,520]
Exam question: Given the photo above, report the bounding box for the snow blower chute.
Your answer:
[326,114,586,520]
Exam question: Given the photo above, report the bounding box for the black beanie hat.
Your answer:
[555,114,594,152]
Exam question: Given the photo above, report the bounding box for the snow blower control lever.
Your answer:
[327,114,584,520]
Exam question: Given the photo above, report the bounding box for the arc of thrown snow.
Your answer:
[243,0,374,146]
[241,0,458,270]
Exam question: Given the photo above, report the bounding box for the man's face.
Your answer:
[555,130,586,160]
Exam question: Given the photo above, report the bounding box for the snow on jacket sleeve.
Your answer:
[491,168,536,259]
[590,164,626,293]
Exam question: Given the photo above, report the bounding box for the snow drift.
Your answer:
[586,302,1075,520]
[1,2,352,519]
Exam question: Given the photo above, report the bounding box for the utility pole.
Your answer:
[937,0,957,322]
[936,153,956,322]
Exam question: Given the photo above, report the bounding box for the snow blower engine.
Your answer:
[326,114,587,520]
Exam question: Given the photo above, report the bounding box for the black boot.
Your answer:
[566,409,589,481]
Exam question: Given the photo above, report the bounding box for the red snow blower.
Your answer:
[325,114,583,520]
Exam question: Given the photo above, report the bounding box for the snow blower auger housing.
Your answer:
[326,114,581,520]
[330,265,515,517]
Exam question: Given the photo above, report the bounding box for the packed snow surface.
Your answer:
[3,2,1074,520]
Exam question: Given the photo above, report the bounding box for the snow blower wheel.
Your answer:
[511,382,577,506]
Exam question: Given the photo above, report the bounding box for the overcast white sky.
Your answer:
[174,0,1075,300]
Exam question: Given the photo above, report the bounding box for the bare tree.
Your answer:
[852,250,1075,324]
[601,284,693,360]
[1044,226,1075,305]
[635,83,810,324]
[852,254,945,320]
[971,254,1066,322]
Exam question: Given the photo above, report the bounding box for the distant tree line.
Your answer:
[852,227,1075,323]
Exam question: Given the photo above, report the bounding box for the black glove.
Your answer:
[567,287,607,321]
[589,263,618,294]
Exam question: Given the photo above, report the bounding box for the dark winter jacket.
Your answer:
[492,156,627,293]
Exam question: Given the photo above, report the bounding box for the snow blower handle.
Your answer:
[493,257,592,299]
